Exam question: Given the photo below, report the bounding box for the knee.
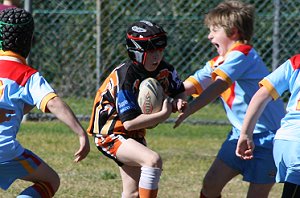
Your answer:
[145,152,162,169]
[42,170,60,195]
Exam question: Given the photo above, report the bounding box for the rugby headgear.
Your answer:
[126,20,167,64]
[0,8,34,58]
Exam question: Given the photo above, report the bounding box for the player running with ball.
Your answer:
[87,20,186,198]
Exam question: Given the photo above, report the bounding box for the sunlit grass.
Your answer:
[0,103,283,197]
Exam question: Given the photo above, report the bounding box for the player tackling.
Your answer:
[87,20,186,198]
[174,1,285,197]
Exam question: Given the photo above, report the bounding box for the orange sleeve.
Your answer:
[259,78,280,100]
[212,69,232,86]
[185,76,203,97]
[40,92,58,112]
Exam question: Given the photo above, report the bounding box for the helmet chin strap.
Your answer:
[142,51,147,65]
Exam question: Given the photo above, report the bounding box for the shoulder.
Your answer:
[289,54,300,70]
[0,61,37,86]
[231,44,252,56]
[116,61,140,87]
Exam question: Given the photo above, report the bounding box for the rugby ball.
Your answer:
[138,78,164,114]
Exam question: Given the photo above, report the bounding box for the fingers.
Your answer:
[178,101,187,113]
[235,148,254,160]
[168,98,187,113]
[74,147,89,162]
[173,113,184,128]
[74,136,90,162]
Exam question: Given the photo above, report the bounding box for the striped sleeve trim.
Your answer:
[185,76,203,97]
[212,69,232,85]
[40,93,58,112]
[259,78,280,100]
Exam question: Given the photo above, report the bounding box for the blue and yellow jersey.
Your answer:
[186,43,285,134]
[0,52,57,163]
[260,54,300,142]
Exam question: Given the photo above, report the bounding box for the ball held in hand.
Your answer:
[138,78,164,114]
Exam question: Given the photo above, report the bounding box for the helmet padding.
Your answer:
[126,20,167,64]
[0,8,34,58]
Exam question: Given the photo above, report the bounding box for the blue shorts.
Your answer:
[273,139,300,185]
[0,149,42,190]
[217,130,276,184]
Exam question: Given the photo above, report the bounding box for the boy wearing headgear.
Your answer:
[0,8,90,197]
[87,20,186,198]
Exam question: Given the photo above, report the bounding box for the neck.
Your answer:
[0,50,26,64]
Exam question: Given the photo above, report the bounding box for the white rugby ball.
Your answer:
[138,78,164,114]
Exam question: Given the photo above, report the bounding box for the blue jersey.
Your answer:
[260,54,300,142]
[187,42,285,135]
[0,54,57,163]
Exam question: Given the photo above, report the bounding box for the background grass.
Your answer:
[0,102,283,197]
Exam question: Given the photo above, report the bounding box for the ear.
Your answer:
[230,27,240,40]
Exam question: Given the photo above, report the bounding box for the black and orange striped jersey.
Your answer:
[87,60,184,137]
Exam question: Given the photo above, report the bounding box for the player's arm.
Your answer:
[184,81,197,96]
[0,108,14,122]
[236,86,272,160]
[174,76,228,128]
[23,103,35,114]
[123,98,173,131]
[46,96,90,162]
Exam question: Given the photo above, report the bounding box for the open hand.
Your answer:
[74,134,90,162]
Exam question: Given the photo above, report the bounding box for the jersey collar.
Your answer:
[0,50,26,64]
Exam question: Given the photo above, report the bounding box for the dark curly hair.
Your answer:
[0,8,34,58]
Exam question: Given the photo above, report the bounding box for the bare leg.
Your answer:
[119,165,141,198]
[117,138,162,198]
[247,183,274,198]
[20,161,60,196]
[201,158,239,197]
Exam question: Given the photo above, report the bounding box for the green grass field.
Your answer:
[0,102,283,197]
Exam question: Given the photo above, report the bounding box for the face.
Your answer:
[207,26,236,57]
[143,49,164,72]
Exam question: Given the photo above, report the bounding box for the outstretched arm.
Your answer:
[174,77,228,128]
[236,86,272,160]
[46,97,90,162]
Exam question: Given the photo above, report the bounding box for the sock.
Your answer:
[17,182,54,198]
[139,166,161,198]
[139,187,158,198]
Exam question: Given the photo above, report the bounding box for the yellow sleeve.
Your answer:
[212,69,232,86]
[185,76,203,97]
[259,78,280,100]
[40,93,58,112]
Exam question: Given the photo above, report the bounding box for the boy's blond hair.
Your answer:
[204,0,254,44]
